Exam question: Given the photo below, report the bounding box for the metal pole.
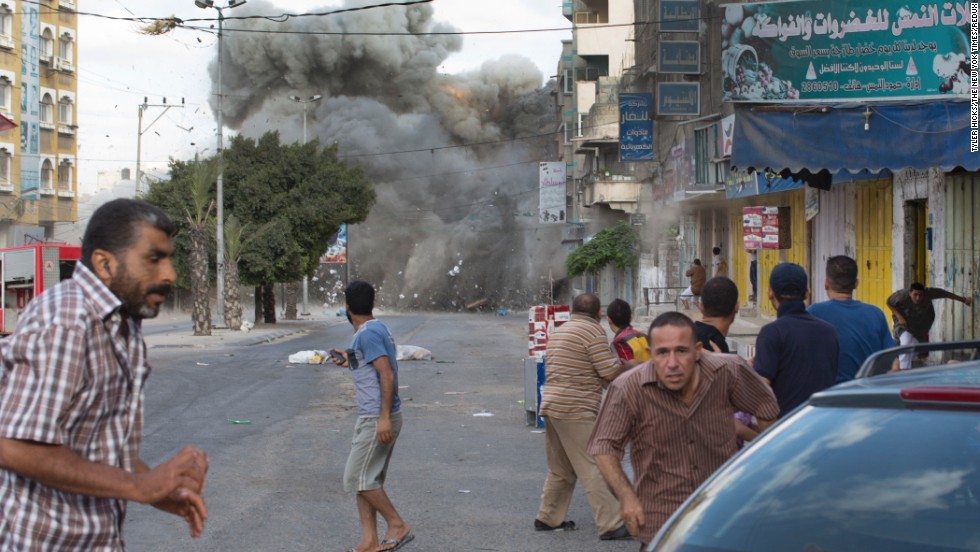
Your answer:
[300,103,310,315]
[215,6,226,327]
[135,102,144,197]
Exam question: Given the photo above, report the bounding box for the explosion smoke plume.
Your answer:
[213,0,564,309]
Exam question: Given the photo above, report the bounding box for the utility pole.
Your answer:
[195,0,246,327]
[288,94,322,316]
[135,97,183,197]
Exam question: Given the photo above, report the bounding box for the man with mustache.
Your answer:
[0,199,209,550]
[588,312,778,547]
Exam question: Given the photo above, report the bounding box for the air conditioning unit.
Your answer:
[58,0,75,9]
[54,57,73,73]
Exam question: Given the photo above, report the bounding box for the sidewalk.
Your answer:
[635,301,772,359]
[141,311,341,349]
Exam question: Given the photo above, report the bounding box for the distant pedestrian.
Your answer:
[712,246,729,278]
[0,199,209,550]
[754,262,839,418]
[748,249,758,301]
[695,277,759,446]
[808,256,895,381]
[535,293,629,541]
[606,298,649,366]
[694,277,739,354]
[887,282,973,369]
[330,281,413,552]
[588,312,778,547]
[680,259,706,309]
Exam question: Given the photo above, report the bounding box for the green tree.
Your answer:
[223,132,375,323]
[565,222,639,276]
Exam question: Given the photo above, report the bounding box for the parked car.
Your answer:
[645,341,980,552]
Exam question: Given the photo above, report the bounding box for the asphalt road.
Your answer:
[125,312,639,552]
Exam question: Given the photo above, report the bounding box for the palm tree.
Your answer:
[185,157,218,336]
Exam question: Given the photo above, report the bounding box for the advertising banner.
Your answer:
[538,162,566,223]
[619,93,654,161]
[721,0,972,101]
[19,3,39,199]
[726,168,804,198]
[742,206,784,249]
[320,224,347,263]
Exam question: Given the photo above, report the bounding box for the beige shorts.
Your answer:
[343,412,402,493]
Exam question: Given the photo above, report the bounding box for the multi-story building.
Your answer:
[0,0,77,246]
[559,0,638,305]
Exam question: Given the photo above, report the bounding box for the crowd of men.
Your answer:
[535,255,973,549]
[0,199,972,552]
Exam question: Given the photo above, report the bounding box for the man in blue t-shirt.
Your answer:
[808,255,895,382]
[754,263,839,418]
[331,281,412,552]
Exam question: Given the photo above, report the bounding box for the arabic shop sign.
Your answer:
[725,168,804,199]
[659,41,701,74]
[619,93,654,161]
[721,0,972,101]
[660,0,700,32]
[657,83,700,116]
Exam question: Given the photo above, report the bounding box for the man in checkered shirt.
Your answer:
[0,199,209,550]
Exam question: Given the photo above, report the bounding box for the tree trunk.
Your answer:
[284,281,298,320]
[190,225,211,336]
[254,285,263,324]
[262,283,277,324]
[224,259,243,330]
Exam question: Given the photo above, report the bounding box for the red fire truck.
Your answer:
[0,243,81,335]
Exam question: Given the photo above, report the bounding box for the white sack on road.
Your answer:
[396,345,432,361]
[288,350,327,364]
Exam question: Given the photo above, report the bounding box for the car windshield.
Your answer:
[652,405,980,552]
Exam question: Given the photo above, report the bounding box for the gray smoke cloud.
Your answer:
[211,0,565,309]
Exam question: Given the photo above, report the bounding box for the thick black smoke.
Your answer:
[212,0,564,310]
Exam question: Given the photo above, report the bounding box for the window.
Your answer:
[0,6,11,39]
[694,125,718,185]
[0,78,9,111]
[58,160,71,190]
[576,112,584,138]
[563,69,573,94]
[58,35,73,62]
[40,159,53,191]
[58,97,72,123]
[0,149,10,187]
[39,93,53,124]
[40,28,54,59]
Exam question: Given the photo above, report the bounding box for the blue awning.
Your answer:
[732,101,979,175]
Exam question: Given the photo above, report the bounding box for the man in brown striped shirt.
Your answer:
[588,312,778,547]
[534,293,630,540]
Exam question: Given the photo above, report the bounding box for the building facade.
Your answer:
[0,0,77,246]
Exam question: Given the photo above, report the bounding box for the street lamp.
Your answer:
[288,94,323,316]
[196,0,246,327]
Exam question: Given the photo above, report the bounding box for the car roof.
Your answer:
[808,361,980,409]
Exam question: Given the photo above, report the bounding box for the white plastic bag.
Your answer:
[396,345,432,361]
[288,350,327,364]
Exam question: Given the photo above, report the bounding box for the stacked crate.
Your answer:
[527,304,571,359]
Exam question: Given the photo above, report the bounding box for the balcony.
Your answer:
[58,0,76,9]
[583,171,641,213]
[39,187,55,197]
[57,124,74,135]
[39,121,55,131]
[57,189,74,198]
[0,36,13,51]
[0,182,12,193]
